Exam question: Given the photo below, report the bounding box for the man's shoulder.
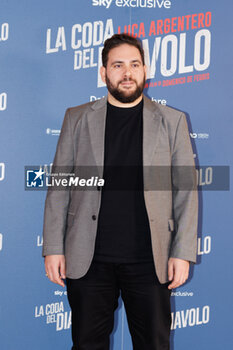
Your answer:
[68,100,95,115]
[144,95,184,124]
[67,97,107,120]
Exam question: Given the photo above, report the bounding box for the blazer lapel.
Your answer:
[87,96,107,177]
[143,95,162,166]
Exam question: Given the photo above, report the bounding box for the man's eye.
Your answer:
[114,64,121,68]
[132,64,139,68]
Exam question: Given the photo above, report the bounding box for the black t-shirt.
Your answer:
[93,99,154,263]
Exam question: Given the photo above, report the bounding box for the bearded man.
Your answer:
[43,33,198,350]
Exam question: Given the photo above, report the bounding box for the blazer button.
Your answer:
[92,215,97,220]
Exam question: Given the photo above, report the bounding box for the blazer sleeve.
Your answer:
[42,108,74,256]
[169,112,198,263]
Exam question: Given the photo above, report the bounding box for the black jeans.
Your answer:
[66,260,171,350]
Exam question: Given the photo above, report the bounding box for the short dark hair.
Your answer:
[102,33,145,67]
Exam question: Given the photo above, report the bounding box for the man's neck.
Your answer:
[107,93,143,108]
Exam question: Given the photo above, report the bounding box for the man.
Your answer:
[43,34,198,350]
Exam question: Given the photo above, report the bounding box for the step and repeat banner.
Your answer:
[0,1,232,349]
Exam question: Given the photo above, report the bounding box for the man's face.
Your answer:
[100,44,146,104]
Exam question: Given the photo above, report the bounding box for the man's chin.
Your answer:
[113,93,141,103]
[118,85,139,96]
[119,90,136,97]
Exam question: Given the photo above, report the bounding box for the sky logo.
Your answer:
[92,0,171,9]
[92,0,113,8]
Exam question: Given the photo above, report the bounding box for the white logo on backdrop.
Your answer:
[197,236,211,255]
[171,291,194,297]
[171,305,210,330]
[0,163,5,181]
[151,97,167,105]
[45,14,211,88]
[54,290,67,297]
[196,168,213,187]
[92,0,172,9]
[0,23,9,41]
[0,92,7,111]
[46,128,61,136]
[37,235,43,247]
[190,132,209,139]
[34,301,71,331]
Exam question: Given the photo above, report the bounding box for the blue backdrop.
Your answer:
[0,1,232,349]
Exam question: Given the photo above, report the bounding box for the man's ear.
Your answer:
[100,66,106,84]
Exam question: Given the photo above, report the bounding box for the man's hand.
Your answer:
[168,257,190,290]
[44,255,66,287]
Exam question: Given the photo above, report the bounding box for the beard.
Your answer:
[105,74,145,103]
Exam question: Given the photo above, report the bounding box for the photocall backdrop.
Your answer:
[0,1,232,349]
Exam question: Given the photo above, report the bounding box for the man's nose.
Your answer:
[123,65,132,78]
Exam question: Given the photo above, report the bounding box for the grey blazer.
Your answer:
[42,95,198,283]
